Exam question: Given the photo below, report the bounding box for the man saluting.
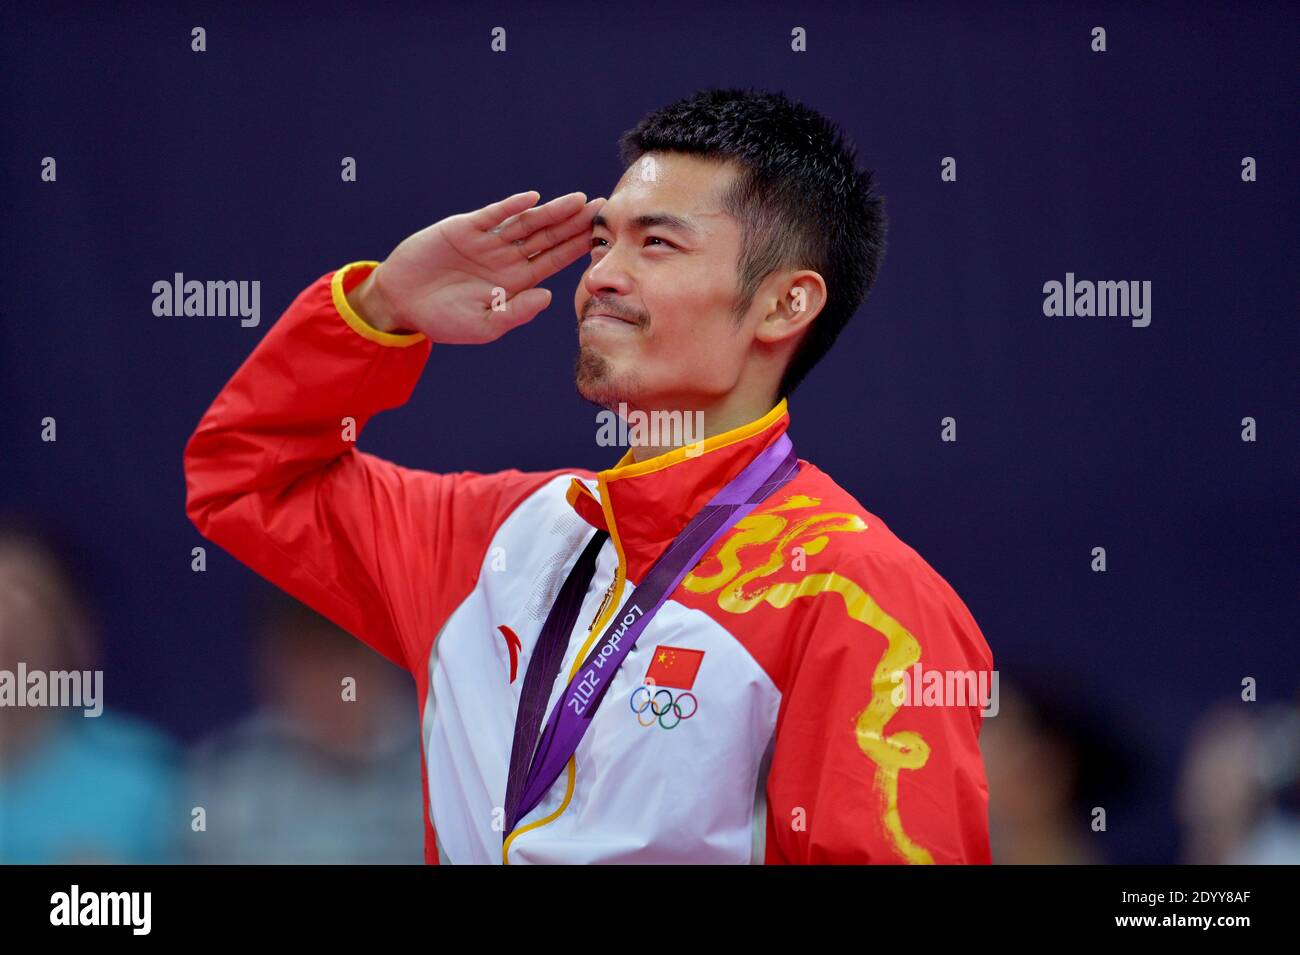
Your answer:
[185,87,993,865]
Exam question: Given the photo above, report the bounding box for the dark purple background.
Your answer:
[2,1,1296,862]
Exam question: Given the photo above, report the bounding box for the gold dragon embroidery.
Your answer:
[682,494,934,864]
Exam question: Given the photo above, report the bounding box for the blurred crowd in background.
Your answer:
[0,522,424,863]
[2,520,1297,865]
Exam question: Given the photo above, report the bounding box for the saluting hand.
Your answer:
[347,190,605,343]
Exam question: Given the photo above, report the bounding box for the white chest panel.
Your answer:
[421,475,782,864]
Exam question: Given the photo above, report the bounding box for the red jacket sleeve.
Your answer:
[764,548,993,864]
[183,261,576,672]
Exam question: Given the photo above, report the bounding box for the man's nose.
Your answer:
[583,246,634,297]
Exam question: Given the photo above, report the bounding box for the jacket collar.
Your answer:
[566,398,791,583]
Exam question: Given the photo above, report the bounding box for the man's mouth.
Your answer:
[581,310,640,328]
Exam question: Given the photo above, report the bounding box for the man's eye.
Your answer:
[589,236,674,251]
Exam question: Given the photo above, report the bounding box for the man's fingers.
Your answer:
[517,197,605,261]
[491,286,552,334]
[525,228,594,287]
[491,191,589,244]
[465,190,541,232]
[456,190,604,306]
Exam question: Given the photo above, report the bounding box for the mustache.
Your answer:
[582,300,646,326]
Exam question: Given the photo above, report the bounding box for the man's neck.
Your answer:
[625,391,779,463]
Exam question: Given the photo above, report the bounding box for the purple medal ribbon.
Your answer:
[502,433,799,840]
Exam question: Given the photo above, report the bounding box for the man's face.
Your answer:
[573,152,754,412]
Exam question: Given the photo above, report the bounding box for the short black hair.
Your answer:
[618,87,887,398]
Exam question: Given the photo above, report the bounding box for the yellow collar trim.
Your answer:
[599,398,788,483]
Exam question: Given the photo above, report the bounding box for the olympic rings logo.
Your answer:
[629,684,698,729]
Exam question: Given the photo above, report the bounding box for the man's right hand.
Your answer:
[346,190,605,343]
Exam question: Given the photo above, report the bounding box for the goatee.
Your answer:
[574,346,638,411]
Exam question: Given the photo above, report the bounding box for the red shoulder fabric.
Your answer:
[183,267,585,672]
[764,546,993,864]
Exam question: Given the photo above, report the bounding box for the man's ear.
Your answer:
[754,270,826,345]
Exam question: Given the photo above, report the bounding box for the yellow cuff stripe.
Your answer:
[330,261,427,348]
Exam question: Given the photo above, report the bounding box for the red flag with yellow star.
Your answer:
[643,645,705,690]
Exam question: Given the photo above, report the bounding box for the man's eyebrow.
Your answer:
[591,211,702,238]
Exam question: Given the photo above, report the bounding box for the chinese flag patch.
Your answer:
[643,646,705,690]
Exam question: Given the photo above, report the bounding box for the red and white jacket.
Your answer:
[184,260,994,865]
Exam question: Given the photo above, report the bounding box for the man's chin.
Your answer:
[574,349,636,411]
[575,378,624,412]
